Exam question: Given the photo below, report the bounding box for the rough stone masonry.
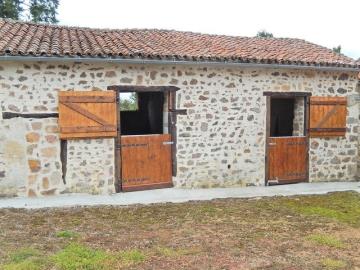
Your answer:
[0,61,359,197]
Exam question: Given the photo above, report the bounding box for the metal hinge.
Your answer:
[268,142,276,146]
[163,141,174,145]
[121,143,148,147]
[267,179,279,184]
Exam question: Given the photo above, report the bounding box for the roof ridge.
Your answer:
[0,18,309,42]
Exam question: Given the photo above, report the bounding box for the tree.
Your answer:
[332,45,341,54]
[0,0,22,20]
[0,0,59,23]
[256,30,274,38]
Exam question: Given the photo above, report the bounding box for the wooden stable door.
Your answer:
[267,137,307,184]
[120,134,173,191]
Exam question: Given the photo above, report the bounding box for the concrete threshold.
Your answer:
[0,182,359,209]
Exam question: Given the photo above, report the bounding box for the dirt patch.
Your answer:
[0,191,359,269]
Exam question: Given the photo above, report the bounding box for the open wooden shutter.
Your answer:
[58,91,117,139]
[309,96,347,137]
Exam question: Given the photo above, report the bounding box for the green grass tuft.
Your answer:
[52,243,111,270]
[55,230,79,238]
[117,249,145,265]
[306,234,345,248]
[321,258,347,269]
[3,248,48,270]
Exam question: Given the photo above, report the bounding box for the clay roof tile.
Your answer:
[0,19,357,68]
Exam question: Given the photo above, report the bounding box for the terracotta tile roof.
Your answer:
[0,19,358,69]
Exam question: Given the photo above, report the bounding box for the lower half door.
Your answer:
[120,134,173,191]
[267,136,308,184]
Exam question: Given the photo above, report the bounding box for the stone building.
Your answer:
[0,19,359,197]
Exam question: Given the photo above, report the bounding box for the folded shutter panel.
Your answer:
[309,96,347,137]
[58,91,117,139]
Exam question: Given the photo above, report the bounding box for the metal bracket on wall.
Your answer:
[169,109,187,115]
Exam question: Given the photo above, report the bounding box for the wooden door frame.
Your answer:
[107,85,181,192]
[263,91,311,185]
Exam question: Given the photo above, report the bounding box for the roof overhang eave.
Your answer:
[0,55,359,73]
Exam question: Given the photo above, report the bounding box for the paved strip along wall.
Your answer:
[0,61,358,197]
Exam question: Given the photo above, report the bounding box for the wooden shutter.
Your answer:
[309,96,347,137]
[58,91,117,139]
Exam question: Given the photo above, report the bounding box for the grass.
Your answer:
[1,245,146,270]
[2,248,48,270]
[0,191,359,269]
[8,248,40,264]
[321,258,347,269]
[56,230,79,239]
[117,249,146,265]
[2,260,45,270]
[52,243,111,270]
[156,246,201,258]
[279,192,360,227]
[306,234,345,248]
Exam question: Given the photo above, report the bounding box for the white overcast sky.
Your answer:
[58,0,360,60]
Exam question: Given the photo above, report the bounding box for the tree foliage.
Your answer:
[332,45,341,54]
[0,0,59,23]
[120,93,138,111]
[256,30,274,38]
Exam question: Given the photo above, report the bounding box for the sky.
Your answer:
[58,0,360,60]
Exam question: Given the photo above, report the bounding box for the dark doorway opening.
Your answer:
[270,98,295,137]
[120,92,164,135]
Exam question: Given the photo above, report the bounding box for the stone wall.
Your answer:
[25,118,64,196]
[0,117,64,197]
[293,97,304,136]
[0,118,27,197]
[0,60,359,196]
[65,138,115,194]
